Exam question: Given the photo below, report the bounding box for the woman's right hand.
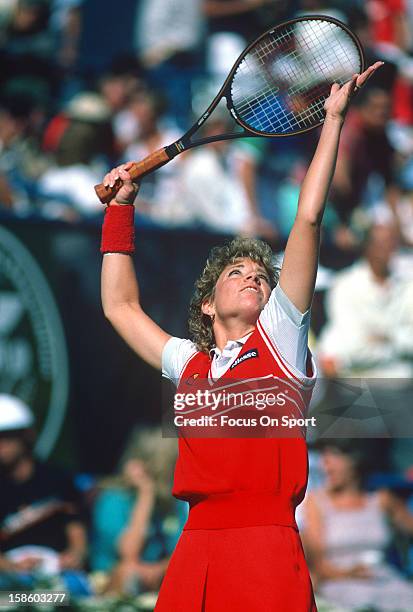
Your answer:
[103,162,140,206]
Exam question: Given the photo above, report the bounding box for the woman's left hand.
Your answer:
[324,61,384,121]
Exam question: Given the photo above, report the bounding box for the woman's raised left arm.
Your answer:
[278,62,384,313]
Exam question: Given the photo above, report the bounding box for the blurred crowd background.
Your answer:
[1,0,413,610]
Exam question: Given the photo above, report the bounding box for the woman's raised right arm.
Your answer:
[101,163,171,370]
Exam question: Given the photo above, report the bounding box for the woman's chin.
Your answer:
[236,301,262,322]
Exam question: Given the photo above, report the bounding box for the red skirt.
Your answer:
[154,524,317,611]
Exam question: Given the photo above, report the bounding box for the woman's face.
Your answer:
[130,96,157,136]
[321,447,358,490]
[203,257,272,325]
[0,435,27,472]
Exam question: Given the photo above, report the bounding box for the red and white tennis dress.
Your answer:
[155,285,317,611]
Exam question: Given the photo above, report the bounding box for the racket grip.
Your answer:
[94,147,171,204]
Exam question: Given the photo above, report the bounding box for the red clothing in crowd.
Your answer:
[368,0,406,45]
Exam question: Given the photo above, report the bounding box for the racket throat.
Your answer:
[166,141,186,158]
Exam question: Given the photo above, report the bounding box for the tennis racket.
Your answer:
[95,14,364,204]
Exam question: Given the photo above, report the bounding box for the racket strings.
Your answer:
[231,19,362,134]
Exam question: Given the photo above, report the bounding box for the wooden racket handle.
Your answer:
[94,147,171,204]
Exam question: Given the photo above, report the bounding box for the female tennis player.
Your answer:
[100,62,382,611]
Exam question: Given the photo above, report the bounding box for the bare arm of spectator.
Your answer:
[101,164,171,370]
[133,558,171,590]
[59,522,88,570]
[329,123,360,250]
[379,489,413,534]
[117,460,155,561]
[0,553,43,572]
[237,154,277,240]
[385,183,402,216]
[109,556,170,593]
[108,460,170,594]
[0,554,19,572]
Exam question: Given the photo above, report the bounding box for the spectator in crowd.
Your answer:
[134,0,204,129]
[318,222,413,380]
[347,7,399,94]
[317,222,413,470]
[122,90,184,227]
[38,91,114,218]
[373,156,413,249]
[330,87,398,250]
[99,62,146,155]
[204,0,285,42]
[0,394,89,594]
[177,108,277,237]
[295,0,347,23]
[392,158,413,247]
[0,90,49,212]
[302,439,413,611]
[0,0,57,98]
[91,426,187,595]
[271,157,340,244]
[203,0,287,107]
[49,0,83,71]
[365,0,413,126]
[366,0,410,51]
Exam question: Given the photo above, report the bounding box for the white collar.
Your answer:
[209,331,253,358]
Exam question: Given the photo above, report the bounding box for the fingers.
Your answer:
[356,61,385,89]
[103,163,134,188]
[335,60,384,97]
[338,73,358,97]
[349,73,359,92]
[118,167,133,183]
[330,82,340,95]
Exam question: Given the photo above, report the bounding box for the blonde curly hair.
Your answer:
[188,238,279,354]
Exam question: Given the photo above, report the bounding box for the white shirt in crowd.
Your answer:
[38,164,104,216]
[317,260,413,378]
[176,147,251,234]
[135,0,203,64]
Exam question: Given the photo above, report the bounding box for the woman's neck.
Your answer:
[213,319,255,351]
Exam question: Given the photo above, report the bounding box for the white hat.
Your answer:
[0,395,34,431]
[65,92,111,123]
